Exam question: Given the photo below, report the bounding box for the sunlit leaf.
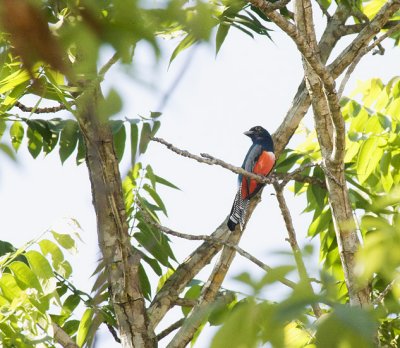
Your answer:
[169,34,196,66]
[76,308,94,347]
[357,137,382,184]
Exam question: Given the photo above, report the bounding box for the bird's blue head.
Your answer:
[244,126,274,152]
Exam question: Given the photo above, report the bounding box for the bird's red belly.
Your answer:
[241,151,275,199]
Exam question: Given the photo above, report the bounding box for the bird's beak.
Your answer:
[244,130,253,137]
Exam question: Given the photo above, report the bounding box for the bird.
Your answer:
[227,126,275,231]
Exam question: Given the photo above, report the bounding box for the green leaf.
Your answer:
[182,285,202,316]
[157,268,175,291]
[216,23,230,55]
[134,222,170,267]
[0,69,30,94]
[316,305,376,348]
[9,121,24,151]
[27,126,43,158]
[25,250,56,295]
[357,137,382,184]
[8,261,42,293]
[153,174,180,190]
[139,264,151,301]
[146,165,156,188]
[76,308,94,347]
[59,120,79,163]
[38,239,70,277]
[139,122,152,155]
[0,273,23,302]
[142,254,162,276]
[62,320,80,336]
[274,153,302,173]
[380,151,393,192]
[51,231,77,253]
[130,122,139,165]
[113,122,126,162]
[308,209,331,237]
[169,34,196,66]
[151,120,161,138]
[212,300,260,348]
[319,0,332,10]
[143,183,167,216]
[62,294,81,316]
[150,111,162,118]
[0,240,16,257]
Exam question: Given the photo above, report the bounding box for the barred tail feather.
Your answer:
[227,190,249,231]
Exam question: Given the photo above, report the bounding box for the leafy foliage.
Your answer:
[0,229,81,347]
[1,0,400,346]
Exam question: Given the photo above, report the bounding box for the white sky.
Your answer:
[0,8,399,347]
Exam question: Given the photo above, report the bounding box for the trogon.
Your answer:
[227,126,275,231]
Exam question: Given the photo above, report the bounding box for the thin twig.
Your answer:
[279,162,320,187]
[174,298,198,307]
[373,278,398,306]
[137,200,296,289]
[98,52,120,78]
[15,101,67,114]
[152,136,277,184]
[157,319,185,341]
[105,323,121,343]
[315,0,331,19]
[338,22,400,98]
[274,183,322,318]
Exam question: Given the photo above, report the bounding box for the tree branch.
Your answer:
[329,0,400,79]
[75,51,155,346]
[148,220,227,329]
[274,183,322,318]
[148,1,379,332]
[52,323,79,348]
[373,278,399,306]
[14,101,67,114]
[151,136,278,185]
[157,319,185,341]
[138,201,296,289]
[338,22,400,98]
[167,228,246,347]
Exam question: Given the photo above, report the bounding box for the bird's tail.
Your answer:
[227,190,249,231]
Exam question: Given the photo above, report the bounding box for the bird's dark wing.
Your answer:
[240,144,275,199]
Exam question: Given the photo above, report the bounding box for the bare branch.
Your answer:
[14,101,67,114]
[151,136,277,185]
[339,24,366,36]
[152,136,323,190]
[52,323,79,348]
[329,1,400,79]
[76,51,155,345]
[274,183,322,318]
[338,22,400,98]
[174,298,198,307]
[168,228,245,347]
[105,323,121,343]
[373,278,399,306]
[98,52,120,79]
[148,221,227,329]
[157,319,185,341]
[137,200,296,288]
